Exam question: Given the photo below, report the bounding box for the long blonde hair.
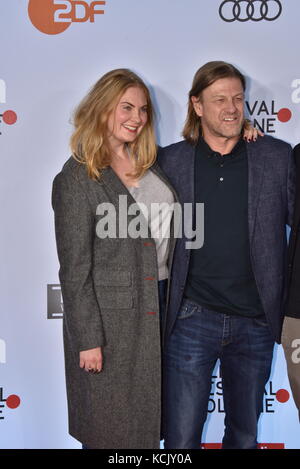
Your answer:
[70,69,157,180]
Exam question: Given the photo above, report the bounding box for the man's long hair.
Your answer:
[182,61,246,145]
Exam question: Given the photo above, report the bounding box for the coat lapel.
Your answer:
[98,163,179,241]
[99,166,151,238]
[99,166,136,202]
[100,162,179,205]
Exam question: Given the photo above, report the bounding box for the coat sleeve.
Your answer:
[52,171,106,352]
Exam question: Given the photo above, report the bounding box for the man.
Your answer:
[282,143,300,420]
[158,61,295,449]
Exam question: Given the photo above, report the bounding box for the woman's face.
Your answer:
[107,86,148,149]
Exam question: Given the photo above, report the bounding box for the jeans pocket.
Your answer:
[253,317,269,328]
[177,299,198,320]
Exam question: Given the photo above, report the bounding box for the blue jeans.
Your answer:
[162,298,274,449]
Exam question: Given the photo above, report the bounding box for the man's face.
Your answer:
[192,77,245,142]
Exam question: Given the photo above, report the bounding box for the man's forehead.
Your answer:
[205,77,244,95]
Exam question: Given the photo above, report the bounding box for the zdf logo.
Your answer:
[28,0,106,35]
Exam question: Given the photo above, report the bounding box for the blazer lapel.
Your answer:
[247,143,266,244]
[181,143,195,205]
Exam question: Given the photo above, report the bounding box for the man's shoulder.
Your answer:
[162,139,194,153]
[157,140,195,175]
[293,142,300,157]
[250,134,292,152]
[158,139,194,164]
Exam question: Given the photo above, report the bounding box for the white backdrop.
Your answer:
[1,0,299,449]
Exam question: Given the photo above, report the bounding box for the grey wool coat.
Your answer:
[52,157,176,449]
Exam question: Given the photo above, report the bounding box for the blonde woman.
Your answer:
[52,69,177,449]
[52,68,260,449]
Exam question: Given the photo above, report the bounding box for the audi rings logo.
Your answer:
[219,0,282,22]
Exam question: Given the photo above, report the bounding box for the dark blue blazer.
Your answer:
[158,136,295,344]
[286,143,300,317]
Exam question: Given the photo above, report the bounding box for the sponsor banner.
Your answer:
[208,370,290,415]
[1,0,300,449]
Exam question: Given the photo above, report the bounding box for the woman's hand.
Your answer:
[243,119,264,142]
[80,347,103,373]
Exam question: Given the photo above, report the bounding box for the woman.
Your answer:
[52,68,260,449]
[52,69,176,449]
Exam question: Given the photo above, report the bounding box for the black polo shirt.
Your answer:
[184,137,264,318]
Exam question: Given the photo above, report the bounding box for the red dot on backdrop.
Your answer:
[277,108,292,123]
[6,394,21,409]
[276,389,290,403]
[3,110,17,125]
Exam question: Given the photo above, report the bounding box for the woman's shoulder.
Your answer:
[52,157,95,210]
[62,156,87,177]
[55,156,89,184]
